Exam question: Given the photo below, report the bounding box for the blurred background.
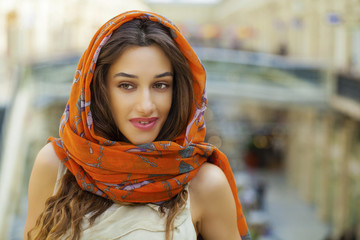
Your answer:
[0,0,359,239]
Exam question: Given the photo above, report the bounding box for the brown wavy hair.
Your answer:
[28,19,194,240]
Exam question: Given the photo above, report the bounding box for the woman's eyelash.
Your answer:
[117,82,170,90]
[118,83,134,89]
[153,83,170,89]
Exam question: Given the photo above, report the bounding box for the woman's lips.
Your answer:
[130,117,158,130]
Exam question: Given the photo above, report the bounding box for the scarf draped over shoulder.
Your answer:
[48,10,250,239]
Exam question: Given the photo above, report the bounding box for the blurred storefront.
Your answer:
[152,0,360,76]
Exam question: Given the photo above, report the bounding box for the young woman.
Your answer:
[24,11,251,240]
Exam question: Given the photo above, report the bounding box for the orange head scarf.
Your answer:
[49,10,250,238]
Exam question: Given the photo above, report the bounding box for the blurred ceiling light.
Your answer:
[253,135,268,149]
[208,135,222,148]
[146,0,221,4]
[202,24,219,39]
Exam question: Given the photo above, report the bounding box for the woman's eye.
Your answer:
[153,83,169,89]
[118,83,134,90]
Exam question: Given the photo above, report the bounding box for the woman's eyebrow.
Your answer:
[155,72,173,78]
[113,72,137,78]
[113,72,173,79]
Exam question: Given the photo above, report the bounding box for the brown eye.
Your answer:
[118,83,134,90]
[153,82,169,90]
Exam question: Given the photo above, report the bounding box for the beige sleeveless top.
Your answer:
[53,163,197,240]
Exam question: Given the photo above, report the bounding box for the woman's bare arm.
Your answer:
[190,163,241,240]
[23,143,60,240]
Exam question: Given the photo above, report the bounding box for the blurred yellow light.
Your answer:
[208,135,222,148]
[253,135,268,149]
[202,24,219,39]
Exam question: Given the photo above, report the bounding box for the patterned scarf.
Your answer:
[49,10,250,238]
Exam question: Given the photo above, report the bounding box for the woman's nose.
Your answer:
[135,89,155,115]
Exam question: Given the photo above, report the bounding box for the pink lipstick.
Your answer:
[130,117,158,130]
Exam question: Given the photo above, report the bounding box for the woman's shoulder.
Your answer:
[188,162,230,222]
[189,163,240,239]
[24,143,61,239]
[189,162,229,197]
[30,142,61,189]
[34,142,61,171]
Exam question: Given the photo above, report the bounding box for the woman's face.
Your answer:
[107,45,173,145]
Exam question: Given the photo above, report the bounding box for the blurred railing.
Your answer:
[331,73,360,120]
[337,74,360,103]
[194,47,330,106]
